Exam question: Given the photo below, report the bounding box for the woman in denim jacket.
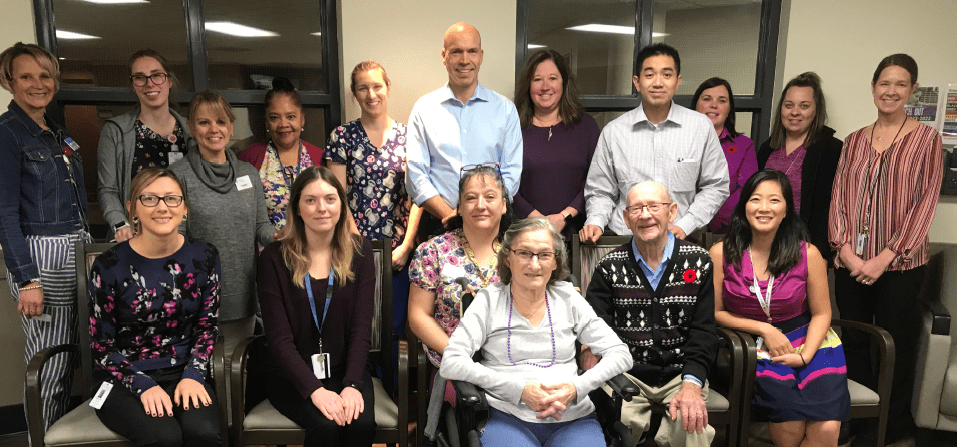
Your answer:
[0,43,90,431]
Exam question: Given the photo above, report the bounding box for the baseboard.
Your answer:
[0,405,26,435]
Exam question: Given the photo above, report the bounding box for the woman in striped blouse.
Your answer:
[828,53,943,445]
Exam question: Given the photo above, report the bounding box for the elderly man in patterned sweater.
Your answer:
[581,181,719,447]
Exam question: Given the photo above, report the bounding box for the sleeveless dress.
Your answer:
[722,242,850,421]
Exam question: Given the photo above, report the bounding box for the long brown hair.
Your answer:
[769,72,828,150]
[514,50,584,128]
[278,166,361,288]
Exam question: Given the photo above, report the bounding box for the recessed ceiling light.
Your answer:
[527,44,545,49]
[81,0,148,4]
[566,24,667,37]
[56,30,101,40]
[58,57,66,60]
[311,32,322,36]
[206,21,278,37]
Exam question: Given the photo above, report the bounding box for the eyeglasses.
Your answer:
[130,72,169,87]
[138,194,184,207]
[509,248,555,263]
[460,163,500,177]
[625,202,672,216]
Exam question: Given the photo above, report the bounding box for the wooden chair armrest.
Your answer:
[26,343,80,447]
[229,334,263,445]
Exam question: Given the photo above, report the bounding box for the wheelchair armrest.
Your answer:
[26,343,79,447]
[451,379,488,410]
[919,297,951,336]
[606,373,639,402]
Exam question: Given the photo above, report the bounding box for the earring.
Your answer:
[132,217,139,225]
[183,214,187,222]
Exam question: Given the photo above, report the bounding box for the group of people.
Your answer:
[0,16,943,447]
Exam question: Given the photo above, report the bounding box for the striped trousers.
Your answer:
[6,231,89,432]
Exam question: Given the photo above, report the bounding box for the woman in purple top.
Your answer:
[692,77,757,234]
[757,73,842,260]
[711,170,848,447]
[513,50,599,244]
[89,168,221,447]
[258,166,375,447]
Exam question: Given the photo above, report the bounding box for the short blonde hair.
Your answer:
[188,90,235,124]
[0,43,60,93]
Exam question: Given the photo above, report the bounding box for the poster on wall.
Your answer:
[905,86,943,130]
[943,84,957,146]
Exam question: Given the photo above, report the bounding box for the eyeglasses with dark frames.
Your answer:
[130,72,169,87]
[508,248,556,263]
[459,162,501,177]
[137,194,184,207]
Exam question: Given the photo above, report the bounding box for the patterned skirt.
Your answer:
[753,313,850,422]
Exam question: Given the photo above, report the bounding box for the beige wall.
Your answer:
[0,0,34,106]
[779,0,957,243]
[338,0,517,125]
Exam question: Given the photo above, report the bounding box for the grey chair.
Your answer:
[230,240,412,447]
[26,241,228,447]
[571,235,744,447]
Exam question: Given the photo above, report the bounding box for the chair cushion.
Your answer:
[940,362,957,416]
[847,379,879,405]
[45,399,129,446]
[706,391,729,412]
[245,377,398,430]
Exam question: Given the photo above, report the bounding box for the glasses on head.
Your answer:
[460,163,500,177]
[138,194,184,207]
[130,72,169,87]
[625,202,671,216]
[509,248,555,263]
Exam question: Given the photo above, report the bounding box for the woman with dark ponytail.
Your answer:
[240,76,324,231]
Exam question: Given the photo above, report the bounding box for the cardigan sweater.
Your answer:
[585,238,718,387]
[238,140,324,170]
[757,126,842,259]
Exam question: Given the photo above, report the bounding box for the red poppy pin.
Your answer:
[683,269,697,283]
[726,145,738,153]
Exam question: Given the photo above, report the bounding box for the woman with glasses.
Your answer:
[440,217,631,447]
[0,42,91,430]
[98,49,193,242]
[325,61,421,347]
[170,91,274,356]
[239,76,324,232]
[89,168,221,447]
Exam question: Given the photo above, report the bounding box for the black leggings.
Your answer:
[266,370,376,447]
[94,366,221,447]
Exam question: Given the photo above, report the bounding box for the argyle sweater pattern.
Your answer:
[585,239,718,387]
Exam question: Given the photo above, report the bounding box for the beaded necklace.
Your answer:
[461,232,500,289]
[507,289,556,368]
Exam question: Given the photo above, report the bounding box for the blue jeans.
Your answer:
[479,408,603,447]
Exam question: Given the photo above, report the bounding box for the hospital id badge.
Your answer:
[311,353,331,380]
[856,233,867,256]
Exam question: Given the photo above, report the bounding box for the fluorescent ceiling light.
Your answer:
[81,0,148,4]
[206,21,278,37]
[56,30,101,40]
[527,44,545,49]
[567,24,668,37]
[311,32,322,36]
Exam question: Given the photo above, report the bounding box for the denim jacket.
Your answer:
[0,100,89,284]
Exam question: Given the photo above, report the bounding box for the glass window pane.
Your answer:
[203,0,325,91]
[53,0,193,89]
[736,111,754,141]
[653,1,762,96]
[527,1,636,96]
[591,110,627,129]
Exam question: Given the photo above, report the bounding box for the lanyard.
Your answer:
[277,141,303,189]
[305,268,335,352]
[747,248,774,323]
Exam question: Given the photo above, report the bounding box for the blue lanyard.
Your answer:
[305,268,335,336]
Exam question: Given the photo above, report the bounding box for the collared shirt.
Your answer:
[405,83,523,208]
[632,231,675,290]
[584,102,729,236]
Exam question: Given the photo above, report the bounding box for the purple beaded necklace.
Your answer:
[507,289,556,368]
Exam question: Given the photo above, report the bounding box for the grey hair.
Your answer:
[496,217,569,286]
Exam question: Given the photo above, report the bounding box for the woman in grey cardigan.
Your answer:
[440,217,631,447]
[170,91,274,354]
[97,50,192,242]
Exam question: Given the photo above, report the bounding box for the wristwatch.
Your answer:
[563,212,574,223]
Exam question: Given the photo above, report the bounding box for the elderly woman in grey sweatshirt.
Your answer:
[440,217,631,447]
[170,90,274,354]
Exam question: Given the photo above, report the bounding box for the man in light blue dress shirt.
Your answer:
[580,43,729,244]
[405,22,523,241]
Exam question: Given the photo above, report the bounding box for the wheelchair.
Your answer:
[431,277,641,447]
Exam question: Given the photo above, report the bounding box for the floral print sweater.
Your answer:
[89,238,220,395]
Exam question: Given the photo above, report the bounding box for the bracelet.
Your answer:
[19,284,42,291]
[800,355,807,367]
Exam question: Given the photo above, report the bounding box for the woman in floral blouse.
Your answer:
[89,168,221,446]
[326,61,421,341]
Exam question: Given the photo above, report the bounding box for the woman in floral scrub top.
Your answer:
[327,61,422,341]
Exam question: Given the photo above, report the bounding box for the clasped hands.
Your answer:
[521,381,577,420]
[310,386,365,426]
[762,325,807,368]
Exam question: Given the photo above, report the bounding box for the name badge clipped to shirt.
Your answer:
[168,151,184,165]
[236,175,253,191]
[63,137,80,157]
[89,381,114,409]
[311,353,331,380]
[440,263,467,283]
[856,233,867,256]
